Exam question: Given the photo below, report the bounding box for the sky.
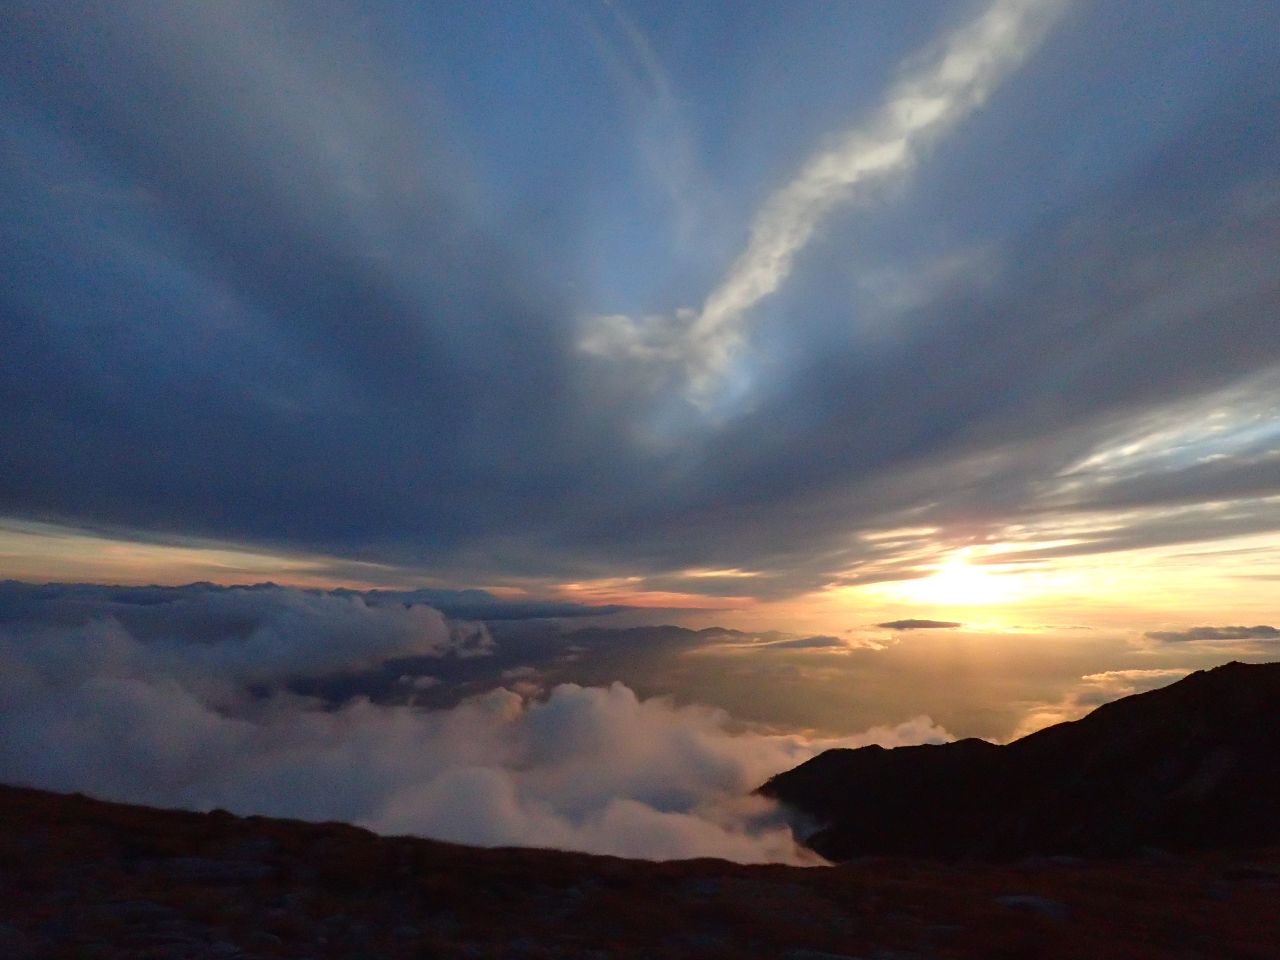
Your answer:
[1,0,1279,859]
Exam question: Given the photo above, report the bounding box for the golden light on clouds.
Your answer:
[554,576,754,609]
[0,519,406,590]
[3,516,1277,640]
[850,541,1094,613]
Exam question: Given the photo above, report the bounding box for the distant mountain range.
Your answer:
[760,661,1280,861]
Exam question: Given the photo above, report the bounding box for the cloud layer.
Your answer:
[0,582,950,863]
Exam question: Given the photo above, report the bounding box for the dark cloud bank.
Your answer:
[876,619,963,631]
[1,2,1279,593]
[1145,625,1279,644]
[0,582,949,863]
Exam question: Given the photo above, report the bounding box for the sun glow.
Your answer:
[876,552,1027,606]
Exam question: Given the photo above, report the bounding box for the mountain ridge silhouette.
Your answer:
[759,661,1280,861]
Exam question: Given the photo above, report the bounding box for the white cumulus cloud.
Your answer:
[0,583,950,864]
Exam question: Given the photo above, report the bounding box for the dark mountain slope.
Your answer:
[3,783,1280,958]
[760,661,1280,861]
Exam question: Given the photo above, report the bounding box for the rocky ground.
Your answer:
[1,784,1278,959]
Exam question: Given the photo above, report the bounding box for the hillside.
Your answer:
[1,784,1279,959]
[760,661,1280,861]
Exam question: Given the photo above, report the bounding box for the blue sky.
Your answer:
[2,0,1279,614]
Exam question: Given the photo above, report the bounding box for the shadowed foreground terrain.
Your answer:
[1,784,1278,959]
[762,662,1280,862]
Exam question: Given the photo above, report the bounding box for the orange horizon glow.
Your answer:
[2,517,1277,635]
[553,577,758,610]
[0,519,415,592]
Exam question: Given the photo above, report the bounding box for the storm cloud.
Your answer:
[2,1,1279,596]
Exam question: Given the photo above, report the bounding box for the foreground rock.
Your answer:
[760,661,1280,862]
[1,783,1278,958]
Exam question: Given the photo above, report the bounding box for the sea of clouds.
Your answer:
[0,582,950,864]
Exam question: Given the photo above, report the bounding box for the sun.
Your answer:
[881,552,1025,606]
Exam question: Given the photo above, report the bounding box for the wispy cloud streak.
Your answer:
[583,0,1068,399]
